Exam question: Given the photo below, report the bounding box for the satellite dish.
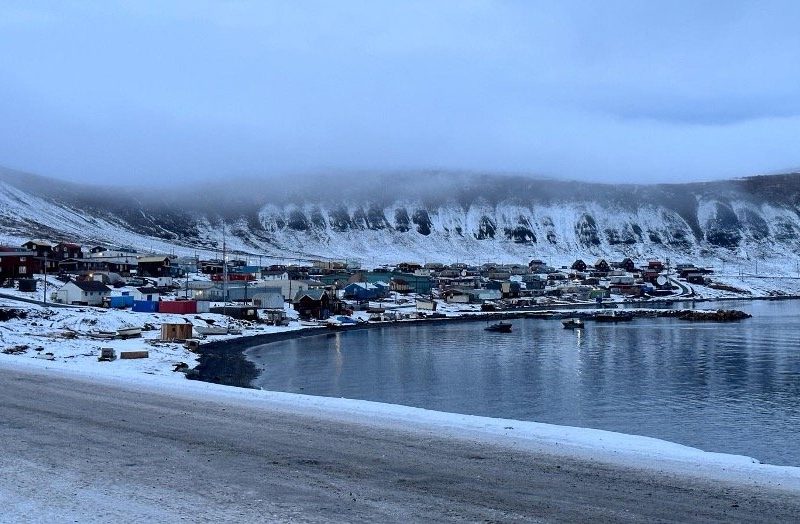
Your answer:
[656,275,667,286]
[461,269,467,277]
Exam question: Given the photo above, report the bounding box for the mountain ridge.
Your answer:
[1,166,799,266]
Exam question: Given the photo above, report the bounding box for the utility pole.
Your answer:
[222,225,228,322]
[43,253,48,305]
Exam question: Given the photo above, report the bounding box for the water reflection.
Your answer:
[248,300,800,466]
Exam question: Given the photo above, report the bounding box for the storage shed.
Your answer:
[160,323,193,341]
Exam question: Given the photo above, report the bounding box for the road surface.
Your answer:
[1,366,798,523]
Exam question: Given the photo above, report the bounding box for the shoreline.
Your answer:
[187,301,758,387]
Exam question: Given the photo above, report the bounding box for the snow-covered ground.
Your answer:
[0,288,307,380]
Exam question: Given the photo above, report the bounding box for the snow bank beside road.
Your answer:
[2,356,798,493]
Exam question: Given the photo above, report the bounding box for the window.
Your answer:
[19,257,26,261]
[18,266,26,274]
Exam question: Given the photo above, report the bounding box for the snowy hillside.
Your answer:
[2,167,800,268]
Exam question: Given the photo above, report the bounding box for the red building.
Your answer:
[0,247,39,279]
[52,242,83,260]
[21,240,57,272]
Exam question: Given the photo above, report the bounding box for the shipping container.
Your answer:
[132,300,159,313]
[109,295,135,308]
[158,300,197,314]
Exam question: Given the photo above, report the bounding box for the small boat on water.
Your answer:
[116,325,142,338]
[485,321,512,333]
[562,318,584,329]
[593,311,634,322]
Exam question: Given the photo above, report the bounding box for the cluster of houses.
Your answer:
[0,241,176,280]
[0,238,716,322]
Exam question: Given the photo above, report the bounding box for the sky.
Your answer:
[1,1,800,185]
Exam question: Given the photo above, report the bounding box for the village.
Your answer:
[0,238,775,311]
[0,237,791,378]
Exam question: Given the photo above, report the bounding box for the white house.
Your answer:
[252,290,284,309]
[261,270,289,281]
[268,278,312,301]
[133,286,161,302]
[56,280,111,306]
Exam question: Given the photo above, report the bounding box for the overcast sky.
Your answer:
[1,1,800,185]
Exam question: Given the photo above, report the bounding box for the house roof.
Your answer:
[23,239,53,247]
[72,280,111,292]
[293,289,326,302]
[346,282,378,290]
[0,247,34,256]
[136,286,161,294]
[137,256,171,263]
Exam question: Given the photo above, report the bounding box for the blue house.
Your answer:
[343,282,388,301]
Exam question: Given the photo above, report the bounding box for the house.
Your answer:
[312,259,349,271]
[416,298,437,311]
[137,256,171,277]
[571,259,587,271]
[485,280,521,298]
[57,258,109,273]
[343,282,387,301]
[610,274,635,286]
[686,273,707,285]
[467,289,503,303]
[261,270,289,280]
[619,258,636,272]
[293,289,332,319]
[230,265,261,280]
[396,262,422,273]
[267,278,313,301]
[648,259,665,271]
[199,260,225,275]
[594,259,610,272]
[0,247,38,279]
[316,272,352,288]
[528,259,546,271]
[22,240,53,258]
[522,275,546,290]
[52,242,83,260]
[443,288,471,303]
[133,286,161,302]
[218,284,284,303]
[21,240,57,272]
[390,278,411,294]
[56,280,111,305]
[252,289,285,309]
[173,256,199,275]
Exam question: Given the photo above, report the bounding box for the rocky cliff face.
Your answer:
[1,167,799,265]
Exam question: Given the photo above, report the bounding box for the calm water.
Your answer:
[247,300,800,466]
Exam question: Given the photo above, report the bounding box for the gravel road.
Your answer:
[1,366,798,523]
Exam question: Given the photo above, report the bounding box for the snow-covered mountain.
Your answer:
[1,166,800,267]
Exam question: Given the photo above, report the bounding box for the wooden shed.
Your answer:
[160,323,193,341]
